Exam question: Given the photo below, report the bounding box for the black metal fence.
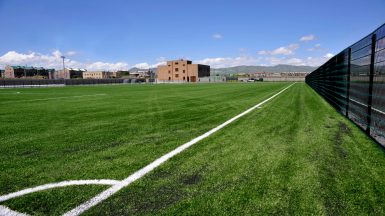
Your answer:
[306,23,385,146]
[0,79,143,87]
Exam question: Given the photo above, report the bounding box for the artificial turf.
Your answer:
[0,82,286,215]
[1,83,385,215]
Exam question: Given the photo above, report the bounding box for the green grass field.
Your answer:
[1,83,385,215]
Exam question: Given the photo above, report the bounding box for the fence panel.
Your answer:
[0,79,126,87]
[371,27,385,144]
[306,23,385,147]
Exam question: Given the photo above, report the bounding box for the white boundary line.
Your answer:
[63,83,296,216]
[0,94,107,104]
[0,205,28,216]
[0,180,120,203]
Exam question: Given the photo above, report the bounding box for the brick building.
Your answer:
[157,59,210,82]
[55,68,85,79]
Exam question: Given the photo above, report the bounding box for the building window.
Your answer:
[168,77,171,81]
[175,74,179,78]
[175,68,179,72]
[183,76,185,80]
[183,70,185,73]
[175,62,178,65]
[168,70,170,74]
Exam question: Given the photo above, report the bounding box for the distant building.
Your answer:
[83,71,109,79]
[250,72,309,81]
[130,70,151,79]
[157,59,210,82]
[83,71,122,79]
[109,71,122,78]
[55,68,85,79]
[4,65,55,79]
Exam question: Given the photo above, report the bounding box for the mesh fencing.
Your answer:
[0,79,131,87]
[306,23,385,146]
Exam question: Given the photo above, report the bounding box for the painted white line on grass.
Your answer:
[0,179,120,203]
[64,83,296,216]
[0,205,28,216]
[0,94,107,104]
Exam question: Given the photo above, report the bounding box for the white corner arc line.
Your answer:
[0,205,29,216]
[0,179,120,203]
[63,83,296,216]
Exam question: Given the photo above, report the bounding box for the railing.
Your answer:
[0,79,136,88]
[306,23,385,146]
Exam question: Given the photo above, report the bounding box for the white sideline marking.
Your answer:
[64,83,296,216]
[0,94,107,104]
[0,205,28,216]
[0,179,120,203]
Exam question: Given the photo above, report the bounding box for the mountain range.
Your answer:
[213,64,317,74]
[128,64,317,74]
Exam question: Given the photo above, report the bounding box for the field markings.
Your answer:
[0,180,120,203]
[63,82,296,216]
[0,205,28,216]
[0,93,107,104]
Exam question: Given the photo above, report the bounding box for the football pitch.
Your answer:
[1,82,385,215]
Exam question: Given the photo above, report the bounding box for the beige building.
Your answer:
[157,59,210,82]
[83,71,122,79]
[83,71,109,79]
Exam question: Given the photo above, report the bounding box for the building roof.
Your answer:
[9,65,55,70]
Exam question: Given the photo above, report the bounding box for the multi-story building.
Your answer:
[55,68,85,79]
[84,71,123,79]
[157,59,210,82]
[83,71,109,79]
[4,65,55,79]
[109,71,122,78]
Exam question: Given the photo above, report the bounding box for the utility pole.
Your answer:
[61,56,66,79]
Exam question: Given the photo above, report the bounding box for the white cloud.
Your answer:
[195,53,334,68]
[86,61,129,71]
[133,62,150,69]
[66,51,77,56]
[156,57,166,62]
[300,34,316,41]
[258,44,299,56]
[266,57,304,66]
[196,56,264,68]
[133,61,166,69]
[324,53,334,58]
[0,50,129,71]
[307,43,322,51]
[212,33,223,39]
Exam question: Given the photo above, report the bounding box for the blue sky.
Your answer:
[0,0,384,70]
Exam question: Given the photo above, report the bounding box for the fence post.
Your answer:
[346,48,351,117]
[366,33,376,135]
